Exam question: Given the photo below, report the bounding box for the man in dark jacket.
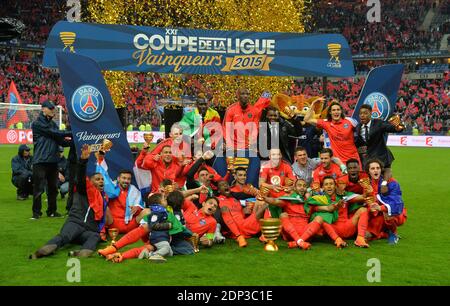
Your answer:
[29,144,108,259]
[11,144,33,200]
[355,104,404,179]
[31,100,72,219]
[259,106,303,164]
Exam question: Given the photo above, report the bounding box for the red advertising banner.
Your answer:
[0,129,33,144]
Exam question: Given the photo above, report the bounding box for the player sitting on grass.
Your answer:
[305,176,370,249]
[365,158,407,244]
[263,178,322,250]
[29,144,108,259]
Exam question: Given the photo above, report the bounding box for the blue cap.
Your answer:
[41,100,55,110]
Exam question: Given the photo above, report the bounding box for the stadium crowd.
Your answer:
[313,0,443,54]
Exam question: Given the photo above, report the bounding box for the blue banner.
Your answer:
[44,21,354,77]
[351,64,404,121]
[56,52,134,179]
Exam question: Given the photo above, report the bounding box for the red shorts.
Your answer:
[109,218,139,234]
[368,209,407,239]
[281,217,309,240]
[332,219,356,239]
[240,213,261,238]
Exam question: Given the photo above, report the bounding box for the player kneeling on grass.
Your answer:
[365,159,407,244]
[304,176,370,249]
[263,178,322,250]
[29,144,108,259]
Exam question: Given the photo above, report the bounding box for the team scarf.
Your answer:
[96,158,143,224]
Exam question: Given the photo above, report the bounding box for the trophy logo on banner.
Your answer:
[327,43,342,68]
[60,32,76,53]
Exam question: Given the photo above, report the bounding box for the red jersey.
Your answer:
[279,200,309,220]
[317,118,361,165]
[339,172,369,194]
[312,163,342,185]
[217,195,245,223]
[136,150,185,192]
[183,200,217,237]
[259,160,295,197]
[223,95,270,150]
[108,187,142,223]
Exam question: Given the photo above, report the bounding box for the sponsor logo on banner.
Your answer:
[60,32,76,53]
[7,130,17,143]
[0,129,33,144]
[426,137,433,146]
[363,92,390,120]
[400,136,407,146]
[71,85,105,122]
[327,43,342,68]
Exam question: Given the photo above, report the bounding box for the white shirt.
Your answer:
[361,120,372,142]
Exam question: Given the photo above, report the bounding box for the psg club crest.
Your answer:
[363,92,390,120]
[71,85,105,122]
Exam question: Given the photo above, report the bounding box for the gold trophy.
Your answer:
[143,132,154,144]
[94,139,113,160]
[226,156,235,171]
[91,138,113,156]
[259,218,282,251]
[284,177,294,192]
[388,114,405,130]
[164,184,174,194]
[359,177,376,209]
[189,233,200,253]
[100,139,113,153]
[242,184,259,197]
[108,228,119,246]
[257,186,270,201]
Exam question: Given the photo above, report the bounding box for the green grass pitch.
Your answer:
[0,144,449,285]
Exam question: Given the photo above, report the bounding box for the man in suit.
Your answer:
[355,104,404,183]
[259,106,303,164]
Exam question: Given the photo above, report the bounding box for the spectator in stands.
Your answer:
[11,144,33,200]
